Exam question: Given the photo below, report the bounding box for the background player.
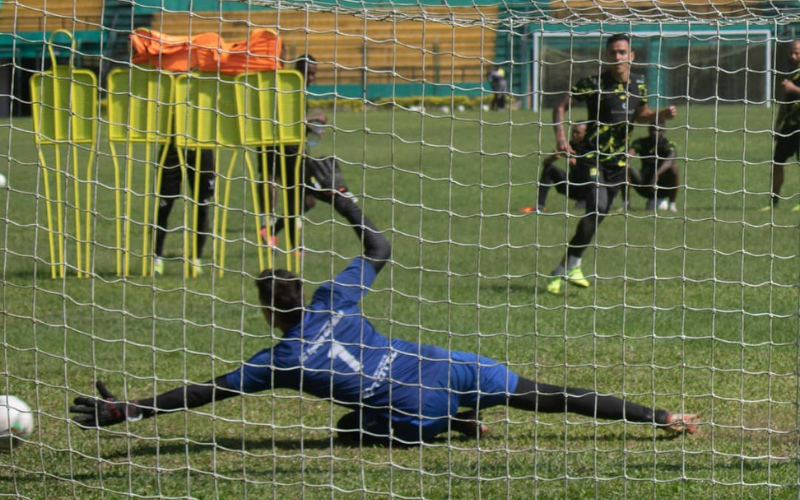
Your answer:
[259,55,355,250]
[522,123,589,213]
[762,40,800,212]
[625,123,680,212]
[486,67,508,111]
[547,33,678,295]
[153,145,215,276]
[71,185,699,443]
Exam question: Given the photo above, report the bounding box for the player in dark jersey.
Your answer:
[153,144,215,276]
[70,191,699,443]
[258,55,355,251]
[547,34,678,295]
[522,123,590,213]
[762,40,800,212]
[486,68,508,111]
[626,124,680,212]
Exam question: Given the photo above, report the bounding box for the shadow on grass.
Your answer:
[93,432,489,461]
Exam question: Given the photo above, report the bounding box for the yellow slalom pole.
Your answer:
[291,150,302,273]
[123,140,134,277]
[83,149,95,277]
[70,143,84,278]
[37,147,58,279]
[244,152,266,272]
[110,141,123,276]
[216,149,239,278]
[141,143,154,277]
[191,148,202,278]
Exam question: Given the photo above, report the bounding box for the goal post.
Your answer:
[530,25,776,112]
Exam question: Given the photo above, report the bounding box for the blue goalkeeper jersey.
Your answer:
[226,259,453,418]
[226,257,518,440]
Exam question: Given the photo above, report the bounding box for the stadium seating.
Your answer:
[148,8,498,85]
[549,0,767,19]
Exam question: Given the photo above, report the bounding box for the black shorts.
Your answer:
[774,127,800,164]
[582,161,627,214]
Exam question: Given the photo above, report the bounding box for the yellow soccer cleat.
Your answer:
[153,258,165,276]
[546,276,564,295]
[566,267,590,288]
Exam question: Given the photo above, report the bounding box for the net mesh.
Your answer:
[1,0,799,498]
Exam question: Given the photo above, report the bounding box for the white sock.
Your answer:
[567,256,582,270]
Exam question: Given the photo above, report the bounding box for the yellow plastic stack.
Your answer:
[30,30,98,278]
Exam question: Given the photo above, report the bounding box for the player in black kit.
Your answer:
[626,123,680,212]
[523,122,590,213]
[546,34,678,294]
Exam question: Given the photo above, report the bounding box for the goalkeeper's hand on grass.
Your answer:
[70,380,142,428]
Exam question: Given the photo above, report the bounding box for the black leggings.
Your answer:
[155,145,215,258]
[627,166,679,203]
[258,146,314,248]
[567,165,626,259]
[509,377,669,425]
[538,164,587,208]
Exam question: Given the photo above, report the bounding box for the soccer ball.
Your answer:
[0,395,33,452]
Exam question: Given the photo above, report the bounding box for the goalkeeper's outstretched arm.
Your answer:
[331,193,391,274]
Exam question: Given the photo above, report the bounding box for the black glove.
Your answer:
[70,380,141,428]
[305,157,350,202]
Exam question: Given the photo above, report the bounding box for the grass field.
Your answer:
[0,104,799,499]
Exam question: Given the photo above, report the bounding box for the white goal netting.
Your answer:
[1,0,799,498]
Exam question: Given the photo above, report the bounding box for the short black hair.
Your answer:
[606,34,631,49]
[295,54,317,77]
[255,268,303,325]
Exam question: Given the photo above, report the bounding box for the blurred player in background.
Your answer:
[546,33,678,295]
[522,123,589,213]
[72,183,699,443]
[153,145,215,276]
[259,54,355,250]
[762,40,800,212]
[625,123,680,212]
[487,67,508,111]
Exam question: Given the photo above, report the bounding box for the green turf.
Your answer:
[0,105,798,499]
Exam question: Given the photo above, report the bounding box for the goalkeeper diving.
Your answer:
[70,189,698,443]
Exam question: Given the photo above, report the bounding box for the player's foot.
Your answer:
[657,198,669,211]
[574,199,586,210]
[758,203,775,212]
[546,275,564,295]
[520,206,544,214]
[153,258,164,276]
[664,413,700,435]
[566,266,590,288]
[668,202,678,213]
[259,228,279,248]
[645,198,656,211]
[452,411,488,438]
[792,204,800,212]
[191,258,204,276]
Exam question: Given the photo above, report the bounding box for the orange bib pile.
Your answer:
[131,28,283,74]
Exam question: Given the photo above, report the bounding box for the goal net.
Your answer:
[1,0,799,498]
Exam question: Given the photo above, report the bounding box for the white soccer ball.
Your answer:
[0,395,33,452]
[456,104,466,112]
